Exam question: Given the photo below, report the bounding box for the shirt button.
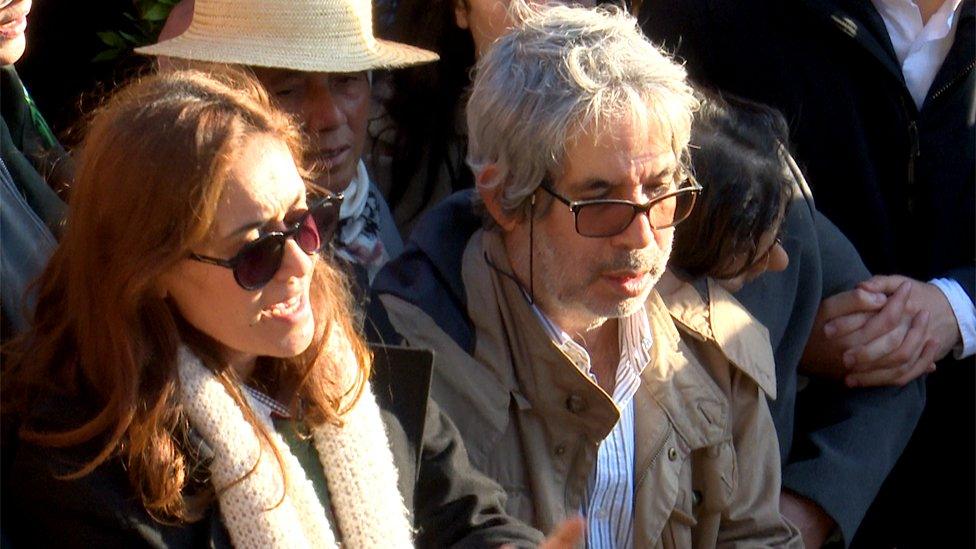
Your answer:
[668,447,679,461]
[566,393,588,414]
[597,508,609,519]
[554,444,566,456]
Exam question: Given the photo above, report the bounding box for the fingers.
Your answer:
[823,312,872,339]
[846,337,937,388]
[819,288,888,328]
[857,274,910,295]
[848,310,928,371]
[834,281,911,352]
[539,516,585,549]
[843,317,911,370]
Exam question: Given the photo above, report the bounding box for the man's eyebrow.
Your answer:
[574,178,614,192]
[646,166,676,183]
[256,68,302,86]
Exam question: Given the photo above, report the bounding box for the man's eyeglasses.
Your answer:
[189,194,343,290]
[539,179,701,238]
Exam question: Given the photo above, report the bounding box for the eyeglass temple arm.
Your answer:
[189,253,235,268]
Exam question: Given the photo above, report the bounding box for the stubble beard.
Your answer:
[532,234,672,329]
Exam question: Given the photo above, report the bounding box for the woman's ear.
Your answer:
[454,0,471,30]
[476,164,519,232]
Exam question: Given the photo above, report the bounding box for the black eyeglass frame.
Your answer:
[538,178,703,238]
[189,193,344,290]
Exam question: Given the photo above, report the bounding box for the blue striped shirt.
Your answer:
[531,306,653,549]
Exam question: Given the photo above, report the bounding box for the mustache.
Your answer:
[598,250,666,274]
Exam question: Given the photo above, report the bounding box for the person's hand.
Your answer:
[856,275,960,362]
[780,490,836,548]
[499,516,585,549]
[802,275,957,387]
[802,285,890,379]
[539,516,585,548]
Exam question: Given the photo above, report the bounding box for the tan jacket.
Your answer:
[380,231,801,548]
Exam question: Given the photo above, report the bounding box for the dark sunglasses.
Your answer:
[539,179,701,238]
[189,194,343,290]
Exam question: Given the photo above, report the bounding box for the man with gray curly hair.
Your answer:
[371,3,801,547]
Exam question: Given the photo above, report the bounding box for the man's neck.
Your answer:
[917,0,947,25]
[559,315,621,395]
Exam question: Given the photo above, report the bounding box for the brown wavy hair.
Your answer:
[2,68,371,522]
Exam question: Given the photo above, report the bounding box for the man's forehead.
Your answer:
[250,67,310,83]
[250,67,367,83]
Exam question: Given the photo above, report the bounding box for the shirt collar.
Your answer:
[525,296,654,386]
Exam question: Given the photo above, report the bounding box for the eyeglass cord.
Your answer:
[482,194,538,304]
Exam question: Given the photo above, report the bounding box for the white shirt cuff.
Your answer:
[930,278,976,359]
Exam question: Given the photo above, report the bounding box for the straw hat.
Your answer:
[135,0,438,72]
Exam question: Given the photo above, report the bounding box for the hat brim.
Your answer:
[136,34,438,73]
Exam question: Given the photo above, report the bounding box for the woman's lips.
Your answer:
[262,293,310,323]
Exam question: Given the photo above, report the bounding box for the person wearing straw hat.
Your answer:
[139,0,438,285]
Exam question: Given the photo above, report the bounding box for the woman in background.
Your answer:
[669,93,792,290]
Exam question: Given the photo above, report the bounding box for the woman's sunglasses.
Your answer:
[189,194,343,290]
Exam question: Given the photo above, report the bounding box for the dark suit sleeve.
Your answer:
[413,398,545,548]
[783,209,926,545]
[813,210,870,296]
[783,379,925,545]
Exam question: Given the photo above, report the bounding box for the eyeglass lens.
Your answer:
[234,199,340,290]
[575,190,696,237]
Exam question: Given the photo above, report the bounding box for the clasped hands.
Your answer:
[802,275,961,387]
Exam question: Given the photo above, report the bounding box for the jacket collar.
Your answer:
[800,0,907,88]
[658,272,778,400]
[801,0,975,111]
[926,0,975,107]
[468,229,733,451]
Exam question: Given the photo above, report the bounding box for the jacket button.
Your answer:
[692,489,702,506]
[555,444,566,456]
[668,447,679,461]
[566,394,587,414]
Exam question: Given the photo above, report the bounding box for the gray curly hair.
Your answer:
[466,1,699,223]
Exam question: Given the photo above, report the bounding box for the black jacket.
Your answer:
[5,345,543,548]
[641,0,974,297]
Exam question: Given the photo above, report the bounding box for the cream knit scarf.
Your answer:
[176,346,414,548]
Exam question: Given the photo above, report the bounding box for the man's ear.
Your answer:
[476,164,519,232]
[454,0,470,30]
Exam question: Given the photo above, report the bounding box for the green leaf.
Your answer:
[92,49,123,63]
[118,30,139,43]
[96,31,126,48]
[142,3,173,21]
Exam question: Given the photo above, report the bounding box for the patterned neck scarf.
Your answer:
[336,161,388,281]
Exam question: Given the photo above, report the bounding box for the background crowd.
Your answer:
[1,0,973,547]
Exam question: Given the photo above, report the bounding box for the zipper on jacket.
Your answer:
[635,422,674,491]
[929,59,975,103]
[906,119,919,215]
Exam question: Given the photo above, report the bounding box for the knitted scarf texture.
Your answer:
[176,346,414,548]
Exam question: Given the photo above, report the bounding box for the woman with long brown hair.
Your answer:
[1,69,576,548]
